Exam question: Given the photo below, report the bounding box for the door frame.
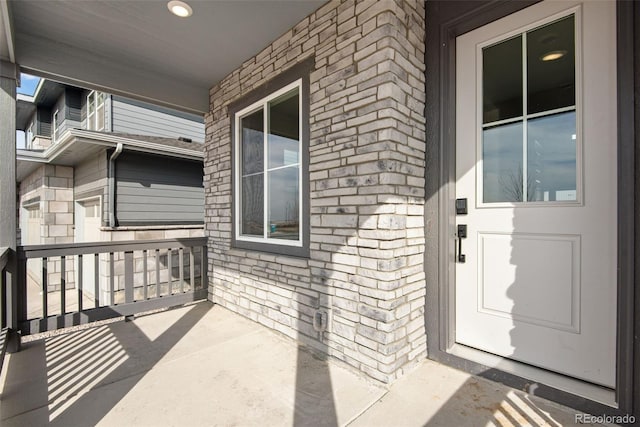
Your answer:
[424,0,639,417]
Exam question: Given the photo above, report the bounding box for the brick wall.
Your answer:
[205,0,426,383]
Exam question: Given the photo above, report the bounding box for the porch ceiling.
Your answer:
[2,0,326,114]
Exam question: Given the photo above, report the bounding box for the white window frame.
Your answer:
[87,91,106,131]
[476,8,582,208]
[233,79,303,248]
[52,109,59,143]
[26,123,34,149]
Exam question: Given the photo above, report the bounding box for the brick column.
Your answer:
[205,0,427,383]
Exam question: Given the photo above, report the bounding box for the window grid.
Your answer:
[235,80,303,247]
[480,13,578,205]
[87,91,106,131]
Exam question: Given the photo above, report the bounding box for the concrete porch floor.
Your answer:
[0,302,602,426]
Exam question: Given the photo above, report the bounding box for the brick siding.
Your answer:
[205,0,426,383]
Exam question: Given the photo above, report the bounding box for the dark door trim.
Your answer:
[424,0,638,417]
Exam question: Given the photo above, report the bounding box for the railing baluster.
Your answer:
[78,254,83,312]
[60,256,66,316]
[109,252,115,305]
[42,257,48,319]
[167,248,172,295]
[94,253,99,308]
[189,247,195,292]
[15,237,206,336]
[124,251,133,303]
[179,248,184,293]
[154,249,160,298]
[143,250,148,300]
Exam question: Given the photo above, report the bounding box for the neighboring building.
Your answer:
[16,79,206,299]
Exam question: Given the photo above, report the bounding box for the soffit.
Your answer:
[7,0,326,114]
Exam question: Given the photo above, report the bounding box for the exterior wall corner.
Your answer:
[205,0,427,383]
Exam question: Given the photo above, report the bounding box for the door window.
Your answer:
[481,15,577,203]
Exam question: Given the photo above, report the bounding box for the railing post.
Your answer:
[0,254,6,330]
[6,249,24,352]
[202,243,208,293]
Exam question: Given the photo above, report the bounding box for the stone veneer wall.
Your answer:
[205,0,427,383]
[93,226,206,303]
[19,164,75,290]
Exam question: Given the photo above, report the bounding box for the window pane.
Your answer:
[527,111,576,201]
[268,89,299,169]
[483,121,524,203]
[483,36,523,124]
[241,109,264,176]
[527,16,575,114]
[268,166,299,240]
[97,105,105,130]
[241,174,264,236]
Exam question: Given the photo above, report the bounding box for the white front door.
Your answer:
[455,0,617,387]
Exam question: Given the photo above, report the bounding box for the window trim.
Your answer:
[234,79,303,248]
[26,123,34,149]
[87,90,106,131]
[229,58,313,258]
[78,196,102,220]
[52,109,59,143]
[476,9,582,207]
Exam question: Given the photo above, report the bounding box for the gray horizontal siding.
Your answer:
[74,151,108,224]
[115,152,203,225]
[111,98,204,142]
[37,107,51,137]
[58,119,81,136]
[52,93,81,138]
[75,151,107,192]
[65,88,82,122]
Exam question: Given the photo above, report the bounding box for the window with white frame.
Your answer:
[87,91,106,131]
[234,79,304,250]
[26,123,34,149]
[52,110,59,143]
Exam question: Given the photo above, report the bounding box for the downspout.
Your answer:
[108,143,123,227]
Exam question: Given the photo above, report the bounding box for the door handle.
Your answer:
[457,224,467,263]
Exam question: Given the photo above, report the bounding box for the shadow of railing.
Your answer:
[0,301,212,426]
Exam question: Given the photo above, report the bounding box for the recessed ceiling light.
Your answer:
[168,0,193,18]
[540,50,567,62]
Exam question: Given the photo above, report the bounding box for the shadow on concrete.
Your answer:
[0,301,211,426]
[293,290,338,427]
[423,372,567,427]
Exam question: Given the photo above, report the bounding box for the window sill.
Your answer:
[232,239,309,258]
[101,224,204,231]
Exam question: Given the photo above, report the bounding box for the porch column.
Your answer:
[0,60,17,249]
